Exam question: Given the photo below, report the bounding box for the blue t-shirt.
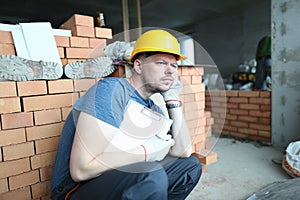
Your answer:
[50,77,163,192]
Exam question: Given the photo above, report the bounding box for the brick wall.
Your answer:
[0,14,215,199]
[205,90,271,143]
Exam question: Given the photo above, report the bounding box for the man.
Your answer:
[51,29,202,200]
[253,35,271,90]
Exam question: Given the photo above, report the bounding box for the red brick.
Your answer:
[260,91,271,98]
[191,75,202,84]
[192,134,206,143]
[22,93,74,112]
[196,126,206,135]
[204,111,211,118]
[184,101,198,113]
[9,170,39,190]
[259,117,271,124]
[0,187,31,200]
[71,26,95,37]
[40,167,53,181]
[70,36,89,48]
[0,178,8,193]
[224,118,231,125]
[230,121,248,128]
[0,44,15,55]
[186,119,202,130]
[94,27,112,39]
[238,91,259,97]
[1,112,33,129]
[238,128,258,135]
[181,67,203,76]
[222,125,238,132]
[54,35,70,47]
[57,47,65,58]
[249,135,271,143]
[60,14,94,28]
[258,130,271,138]
[0,97,21,114]
[34,108,62,125]
[17,81,47,96]
[179,75,192,84]
[226,102,239,109]
[238,115,258,123]
[249,123,271,131]
[30,151,56,169]
[193,151,217,165]
[0,82,17,97]
[195,92,205,101]
[0,30,13,44]
[89,38,106,48]
[65,47,94,59]
[206,117,214,126]
[229,97,248,103]
[229,109,249,115]
[0,128,26,146]
[261,104,271,111]
[61,58,68,66]
[3,141,34,161]
[194,142,205,152]
[48,79,74,94]
[249,110,270,118]
[205,139,214,150]
[239,103,259,110]
[230,132,248,139]
[182,84,205,94]
[249,97,270,104]
[90,44,107,58]
[35,136,60,154]
[190,117,207,128]
[61,107,72,120]
[225,90,238,97]
[31,180,51,199]
[26,122,64,141]
[182,93,195,103]
[74,78,96,91]
[0,158,30,179]
[184,110,204,121]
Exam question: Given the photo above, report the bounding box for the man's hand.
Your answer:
[161,78,182,101]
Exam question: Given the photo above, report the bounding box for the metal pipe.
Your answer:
[122,0,130,41]
[136,0,142,37]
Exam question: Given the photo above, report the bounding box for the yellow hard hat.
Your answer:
[129,29,187,62]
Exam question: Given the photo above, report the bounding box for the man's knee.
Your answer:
[145,169,168,191]
[189,155,202,181]
[122,169,168,199]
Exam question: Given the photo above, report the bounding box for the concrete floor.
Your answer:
[187,136,291,200]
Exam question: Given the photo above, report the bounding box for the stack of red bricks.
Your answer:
[0,14,216,199]
[205,90,271,143]
[178,67,217,172]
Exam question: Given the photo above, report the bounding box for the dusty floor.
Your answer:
[187,136,292,200]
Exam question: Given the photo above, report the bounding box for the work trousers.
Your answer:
[68,155,201,200]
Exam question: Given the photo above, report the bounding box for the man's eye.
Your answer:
[156,61,166,65]
[171,64,178,69]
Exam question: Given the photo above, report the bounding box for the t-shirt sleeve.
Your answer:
[73,79,128,128]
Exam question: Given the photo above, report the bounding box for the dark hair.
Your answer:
[133,51,179,62]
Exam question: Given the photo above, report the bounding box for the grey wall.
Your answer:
[193,0,270,79]
[272,0,300,148]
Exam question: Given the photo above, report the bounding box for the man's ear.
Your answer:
[133,59,143,74]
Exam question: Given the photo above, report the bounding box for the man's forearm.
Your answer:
[167,106,193,157]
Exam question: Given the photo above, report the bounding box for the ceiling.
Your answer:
[0,0,261,34]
